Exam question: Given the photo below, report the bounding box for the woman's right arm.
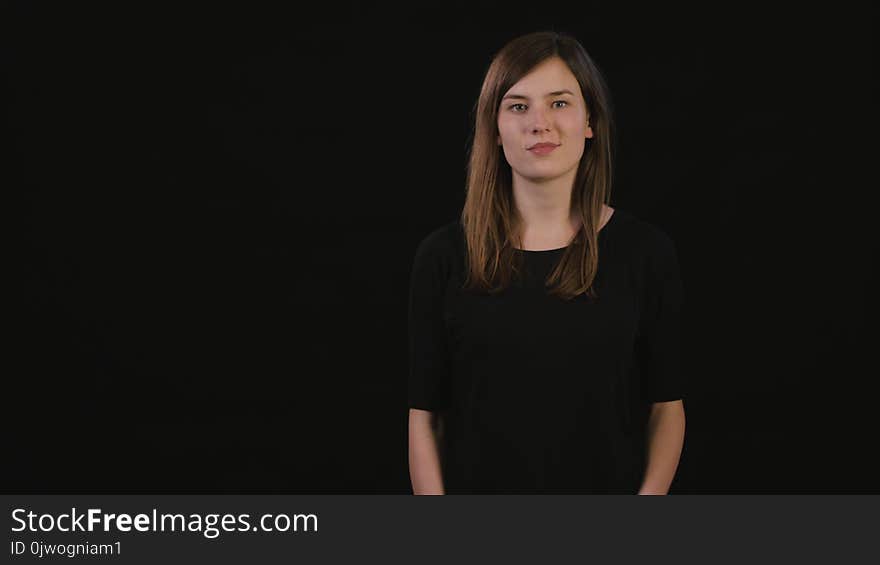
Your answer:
[408,408,445,494]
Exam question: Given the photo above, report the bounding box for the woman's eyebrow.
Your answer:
[501,89,575,101]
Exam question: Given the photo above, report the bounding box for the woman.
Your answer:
[408,30,685,494]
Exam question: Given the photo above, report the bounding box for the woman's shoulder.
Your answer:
[608,207,679,263]
[412,219,466,271]
[414,219,463,254]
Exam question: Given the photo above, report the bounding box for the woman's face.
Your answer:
[497,56,593,182]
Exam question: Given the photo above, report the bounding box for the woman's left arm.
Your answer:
[638,399,685,495]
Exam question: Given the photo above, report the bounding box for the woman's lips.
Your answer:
[528,143,558,155]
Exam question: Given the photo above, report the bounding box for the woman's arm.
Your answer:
[638,399,686,495]
[408,408,445,494]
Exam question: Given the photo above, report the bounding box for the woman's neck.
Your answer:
[511,169,579,249]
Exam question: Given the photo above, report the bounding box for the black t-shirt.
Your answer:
[407,208,684,494]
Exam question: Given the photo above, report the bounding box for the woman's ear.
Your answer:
[586,122,594,139]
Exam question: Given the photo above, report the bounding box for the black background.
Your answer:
[8,3,876,492]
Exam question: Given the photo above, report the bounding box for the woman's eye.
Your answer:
[507,101,568,112]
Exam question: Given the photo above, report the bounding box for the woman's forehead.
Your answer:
[504,58,581,99]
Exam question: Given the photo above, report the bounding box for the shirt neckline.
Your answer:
[515,208,620,254]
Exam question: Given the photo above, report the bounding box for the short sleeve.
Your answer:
[407,231,453,412]
[635,231,685,403]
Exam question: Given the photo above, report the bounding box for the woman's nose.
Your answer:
[529,108,551,132]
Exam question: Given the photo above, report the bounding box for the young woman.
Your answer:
[408,31,685,494]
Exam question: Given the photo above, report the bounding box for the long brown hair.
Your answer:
[461,30,616,301]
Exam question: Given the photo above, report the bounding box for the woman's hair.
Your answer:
[461,30,616,301]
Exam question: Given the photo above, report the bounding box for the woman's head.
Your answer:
[462,30,616,301]
[496,56,594,188]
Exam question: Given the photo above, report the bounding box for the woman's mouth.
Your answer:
[527,143,559,155]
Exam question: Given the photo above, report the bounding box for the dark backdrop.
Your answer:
[8,3,876,492]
